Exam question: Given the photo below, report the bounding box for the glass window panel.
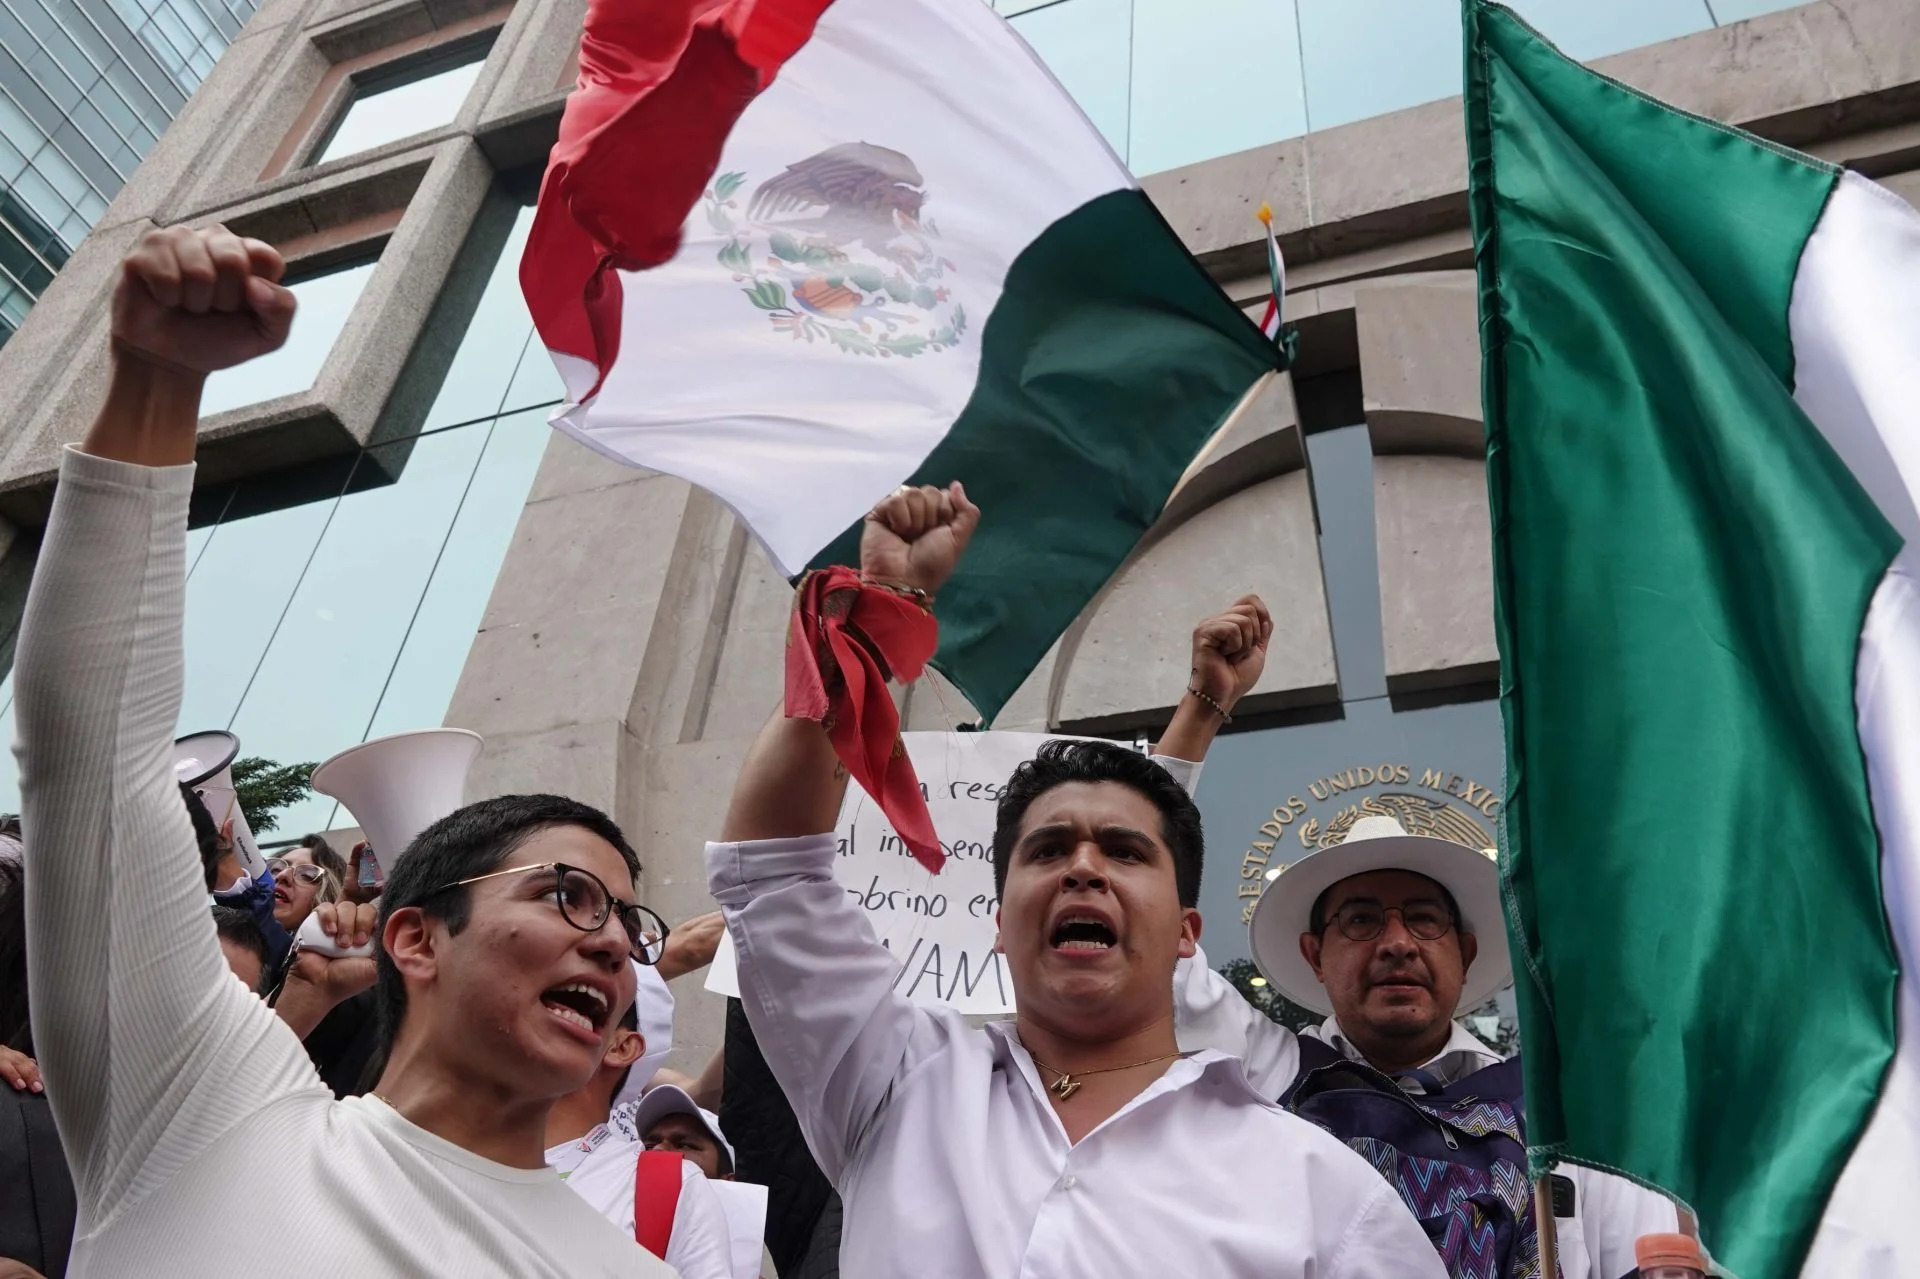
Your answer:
[41,127,111,202]
[1299,0,1465,132]
[1707,0,1807,21]
[499,328,565,418]
[6,166,68,230]
[20,46,83,111]
[1130,0,1307,175]
[1009,0,1133,161]
[421,203,541,430]
[3,43,71,123]
[199,258,378,416]
[21,6,98,87]
[996,0,1063,13]
[363,408,550,739]
[312,57,486,166]
[0,132,27,183]
[226,425,492,837]
[89,75,148,144]
[1504,0,1712,62]
[176,481,340,732]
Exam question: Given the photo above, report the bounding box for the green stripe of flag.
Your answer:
[1465,4,1901,1276]
[810,188,1282,724]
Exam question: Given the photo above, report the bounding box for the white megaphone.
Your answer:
[293,728,483,958]
[174,730,266,881]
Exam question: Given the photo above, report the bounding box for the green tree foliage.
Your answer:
[230,757,316,835]
[1216,957,1324,1034]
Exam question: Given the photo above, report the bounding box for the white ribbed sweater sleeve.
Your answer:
[16,445,321,1218]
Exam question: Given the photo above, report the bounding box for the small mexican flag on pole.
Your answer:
[1467,2,1920,1276]
[1255,202,1285,343]
[521,0,1284,724]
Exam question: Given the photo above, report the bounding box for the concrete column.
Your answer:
[1354,271,1497,695]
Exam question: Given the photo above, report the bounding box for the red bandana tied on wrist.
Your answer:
[786,566,944,874]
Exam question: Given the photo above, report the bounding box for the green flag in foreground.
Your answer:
[1465,3,1920,1275]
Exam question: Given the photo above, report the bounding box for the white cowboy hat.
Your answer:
[1247,814,1509,1016]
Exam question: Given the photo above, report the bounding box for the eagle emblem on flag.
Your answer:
[703,142,967,359]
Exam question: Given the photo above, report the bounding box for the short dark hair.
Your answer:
[299,833,348,886]
[991,740,1204,908]
[182,784,222,892]
[212,904,268,989]
[1308,873,1463,936]
[372,794,642,1052]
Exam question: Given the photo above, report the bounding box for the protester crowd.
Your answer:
[0,230,1719,1278]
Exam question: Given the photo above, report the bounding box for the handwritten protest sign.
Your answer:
[706,731,1091,1014]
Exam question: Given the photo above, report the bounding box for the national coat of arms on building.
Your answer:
[702,142,967,359]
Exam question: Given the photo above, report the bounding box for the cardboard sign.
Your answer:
[707,731,1089,1014]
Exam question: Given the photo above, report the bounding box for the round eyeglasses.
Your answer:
[1325,900,1456,943]
[266,858,327,886]
[433,862,669,965]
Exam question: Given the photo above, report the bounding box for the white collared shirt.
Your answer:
[709,832,1446,1279]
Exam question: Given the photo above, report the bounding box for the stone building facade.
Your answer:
[0,0,1914,1067]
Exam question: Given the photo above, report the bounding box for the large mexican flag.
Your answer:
[1466,3,1920,1275]
[522,0,1281,724]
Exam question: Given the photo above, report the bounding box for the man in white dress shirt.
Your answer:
[1154,601,1682,1279]
[707,484,1445,1279]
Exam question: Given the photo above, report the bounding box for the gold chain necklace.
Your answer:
[1028,1050,1187,1101]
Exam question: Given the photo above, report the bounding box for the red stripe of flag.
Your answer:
[521,0,836,394]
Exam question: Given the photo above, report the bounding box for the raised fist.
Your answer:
[859,481,981,601]
[112,224,296,378]
[1190,594,1272,714]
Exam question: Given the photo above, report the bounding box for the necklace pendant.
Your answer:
[1050,1075,1082,1101]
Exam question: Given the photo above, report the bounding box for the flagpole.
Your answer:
[1171,369,1279,494]
[1533,1178,1560,1275]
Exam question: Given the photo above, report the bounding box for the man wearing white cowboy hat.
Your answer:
[1152,598,1684,1279]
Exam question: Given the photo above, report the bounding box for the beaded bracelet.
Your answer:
[1187,685,1233,723]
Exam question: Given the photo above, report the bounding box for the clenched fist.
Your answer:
[859,481,981,601]
[112,224,296,378]
[1189,594,1272,715]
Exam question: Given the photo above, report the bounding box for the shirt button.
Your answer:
[1061,1175,1077,1190]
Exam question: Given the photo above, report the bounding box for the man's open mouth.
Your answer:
[1049,915,1117,951]
[540,982,610,1033]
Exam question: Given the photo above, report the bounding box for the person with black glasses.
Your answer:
[13,224,678,1277]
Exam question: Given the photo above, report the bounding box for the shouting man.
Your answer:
[707,485,1444,1278]
[14,226,674,1275]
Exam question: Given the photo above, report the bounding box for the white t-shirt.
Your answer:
[549,1127,737,1279]
[18,446,677,1278]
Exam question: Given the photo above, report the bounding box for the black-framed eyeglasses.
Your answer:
[267,858,326,886]
[1324,899,1455,943]
[434,862,669,965]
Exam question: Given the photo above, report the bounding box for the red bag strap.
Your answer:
[632,1149,683,1258]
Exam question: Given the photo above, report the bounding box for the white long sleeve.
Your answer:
[17,446,670,1277]
[16,446,317,1208]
